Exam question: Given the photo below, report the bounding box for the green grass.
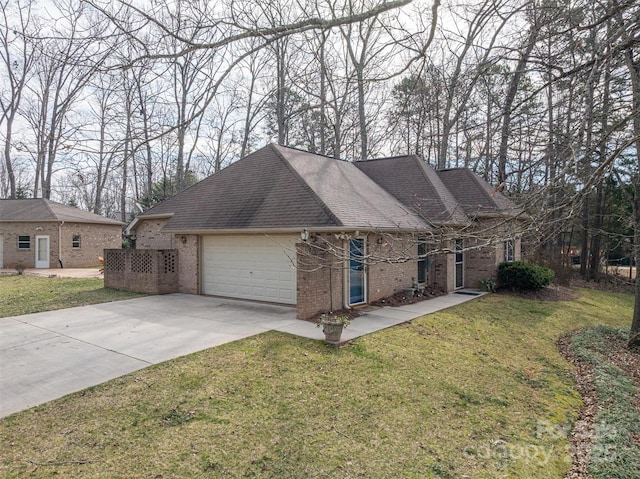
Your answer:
[570,326,640,479]
[0,289,634,478]
[0,275,145,318]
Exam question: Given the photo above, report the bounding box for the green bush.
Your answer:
[497,261,555,291]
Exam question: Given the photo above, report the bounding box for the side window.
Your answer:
[417,237,429,284]
[72,235,81,249]
[505,239,514,262]
[17,235,30,250]
[454,238,464,289]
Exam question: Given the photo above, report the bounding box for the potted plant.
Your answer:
[318,313,351,343]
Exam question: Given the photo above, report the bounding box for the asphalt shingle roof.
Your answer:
[0,199,124,225]
[136,144,522,233]
[437,168,522,218]
[278,148,426,230]
[354,155,468,225]
[143,144,427,232]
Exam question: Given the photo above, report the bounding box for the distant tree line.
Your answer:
[1,0,638,272]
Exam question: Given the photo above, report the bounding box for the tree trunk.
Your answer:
[497,26,537,184]
[632,177,640,349]
[3,116,16,198]
[356,67,368,159]
[276,41,287,145]
[240,59,257,159]
[579,196,589,275]
[621,20,640,347]
[589,183,603,280]
[319,32,327,156]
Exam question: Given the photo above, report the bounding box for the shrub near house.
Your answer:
[497,261,555,291]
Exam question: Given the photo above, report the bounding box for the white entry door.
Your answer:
[35,235,50,268]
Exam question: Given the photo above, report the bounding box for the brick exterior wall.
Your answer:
[296,233,420,320]
[60,223,122,268]
[367,233,416,301]
[134,218,174,249]
[0,221,121,269]
[448,219,524,289]
[175,234,199,294]
[132,217,199,294]
[296,235,344,320]
[122,220,524,318]
[464,236,498,288]
[432,243,455,292]
[104,249,178,294]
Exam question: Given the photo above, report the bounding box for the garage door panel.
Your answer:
[279,271,293,281]
[203,235,297,304]
[265,270,278,280]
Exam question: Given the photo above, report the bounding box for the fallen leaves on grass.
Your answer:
[559,327,640,479]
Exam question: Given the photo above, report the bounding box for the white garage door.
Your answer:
[202,235,297,304]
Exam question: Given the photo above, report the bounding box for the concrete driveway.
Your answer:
[0,294,298,418]
[1,290,486,419]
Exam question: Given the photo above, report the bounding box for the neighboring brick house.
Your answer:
[0,199,123,269]
[124,144,524,319]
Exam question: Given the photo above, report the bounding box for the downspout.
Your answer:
[58,221,64,268]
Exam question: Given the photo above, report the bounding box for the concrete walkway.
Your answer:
[274,290,486,342]
[0,290,484,418]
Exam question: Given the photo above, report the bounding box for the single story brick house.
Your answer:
[124,144,524,319]
[0,199,124,269]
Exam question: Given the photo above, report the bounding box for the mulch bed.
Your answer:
[558,332,640,478]
[557,335,599,479]
[307,288,447,323]
[501,270,638,477]
[369,289,446,308]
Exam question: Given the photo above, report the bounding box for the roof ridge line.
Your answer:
[41,198,59,221]
[355,153,420,163]
[413,158,469,222]
[272,143,345,162]
[464,168,502,206]
[269,144,344,228]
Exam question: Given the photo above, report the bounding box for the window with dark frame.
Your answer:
[455,238,464,289]
[417,237,430,284]
[17,235,30,250]
[505,239,514,262]
[72,235,81,248]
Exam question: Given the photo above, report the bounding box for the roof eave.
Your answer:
[465,210,527,219]
[159,225,434,235]
[126,213,174,235]
[0,218,125,225]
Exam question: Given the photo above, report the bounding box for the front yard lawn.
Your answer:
[0,275,144,318]
[0,288,635,478]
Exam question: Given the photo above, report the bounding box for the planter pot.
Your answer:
[322,321,345,343]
